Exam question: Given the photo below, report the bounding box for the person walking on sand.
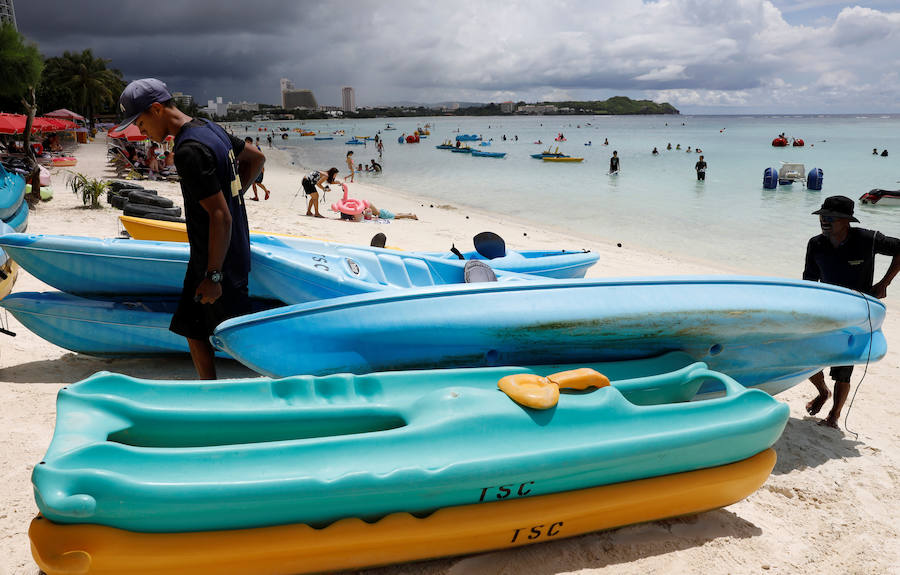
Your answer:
[302,167,339,218]
[243,137,270,201]
[695,155,707,181]
[116,78,264,380]
[344,151,355,183]
[609,151,619,174]
[803,195,900,428]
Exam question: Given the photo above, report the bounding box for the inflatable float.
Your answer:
[330,183,369,216]
[30,450,775,575]
[51,157,77,167]
[31,362,787,532]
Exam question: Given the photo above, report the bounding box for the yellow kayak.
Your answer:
[0,259,17,301]
[543,156,584,162]
[119,215,327,244]
[30,449,775,575]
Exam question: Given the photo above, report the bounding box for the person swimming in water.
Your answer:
[609,151,620,174]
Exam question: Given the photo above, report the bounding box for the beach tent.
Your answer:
[44,108,85,122]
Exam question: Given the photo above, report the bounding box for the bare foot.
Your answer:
[806,392,831,416]
[305,212,313,216]
[264,191,270,200]
[818,417,840,429]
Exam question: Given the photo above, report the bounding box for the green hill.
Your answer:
[549,96,679,115]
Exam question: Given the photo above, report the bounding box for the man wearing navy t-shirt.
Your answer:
[114,79,265,379]
[803,195,900,428]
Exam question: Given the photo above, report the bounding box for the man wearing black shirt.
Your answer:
[803,195,900,428]
[115,79,265,379]
[695,156,707,181]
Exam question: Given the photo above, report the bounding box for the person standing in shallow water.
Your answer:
[609,151,619,174]
[802,195,900,428]
[116,78,265,380]
[695,155,707,181]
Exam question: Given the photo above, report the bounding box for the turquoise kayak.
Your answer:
[2,197,28,232]
[0,163,26,221]
[33,359,788,532]
[213,276,886,394]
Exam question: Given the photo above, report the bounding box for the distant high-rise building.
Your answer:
[0,0,17,30]
[280,77,317,110]
[172,92,194,108]
[342,87,355,113]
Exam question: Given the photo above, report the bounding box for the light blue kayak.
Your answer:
[471,150,506,158]
[0,291,284,357]
[213,276,886,395]
[0,163,26,221]
[253,234,599,279]
[0,233,591,303]
[33,360,788,532]
[249,239,529,304]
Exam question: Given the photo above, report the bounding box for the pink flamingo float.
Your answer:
[331,183,369,216]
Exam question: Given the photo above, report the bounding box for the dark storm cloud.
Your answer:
[12,1,900,112]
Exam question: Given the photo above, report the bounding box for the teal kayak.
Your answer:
[33,359,788,532]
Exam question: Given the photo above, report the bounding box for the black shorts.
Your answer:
[302,179,317,196]
[169,279,251,341]
[697,171,706,180]
[254,172,264,184]
[829,366,853,382]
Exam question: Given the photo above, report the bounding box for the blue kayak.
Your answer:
[471,150,506,158]
[213,276,886,394]
[33,360,788,532]
[0,163,26,221]
[0,291,282,357]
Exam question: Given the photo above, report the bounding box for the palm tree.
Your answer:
[43,50,123,128]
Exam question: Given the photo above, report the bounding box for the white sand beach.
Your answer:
[1,139,898,574]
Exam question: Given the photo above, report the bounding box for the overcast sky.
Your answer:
[15,0,900,114]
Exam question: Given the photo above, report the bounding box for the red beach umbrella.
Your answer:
[107,124,147,142]
[0,113,26,135]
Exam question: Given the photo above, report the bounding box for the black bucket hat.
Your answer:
[812,195,859,222]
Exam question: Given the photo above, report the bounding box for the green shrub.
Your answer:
[67,172,107,208]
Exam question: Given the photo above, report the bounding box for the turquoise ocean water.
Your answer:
[232,115,900,278]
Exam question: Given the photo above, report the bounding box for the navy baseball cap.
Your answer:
[114,78,173,131]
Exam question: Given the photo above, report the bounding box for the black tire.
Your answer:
[128,212,186,223]
[126,190,172,208]
[110,194,128,209]
[107,180,144,192]
[123,202,182,218]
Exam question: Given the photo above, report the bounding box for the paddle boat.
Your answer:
[30,451,776,575]
[471,150,506,158]
[435,141,455,150]
[792,138,805,147]
[531,147,566,159]
[212,276,886,395]
[860,189,900,206]
[771,137,788,147]
[344,138,365,145]
[313,136,333,141]
[451,146,473,153]
[299,131,316,137]
[0,162,26,221]
[115,218,599,279]
[543,156,583,163]
[455,134,481,142]
[32,360,787,533]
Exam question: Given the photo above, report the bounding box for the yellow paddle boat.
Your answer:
[542,156,584,163]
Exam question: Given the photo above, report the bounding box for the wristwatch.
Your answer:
[206,270,223,284]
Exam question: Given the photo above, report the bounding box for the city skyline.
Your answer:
[12,0,900,114]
